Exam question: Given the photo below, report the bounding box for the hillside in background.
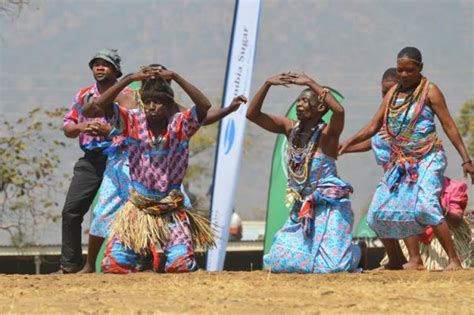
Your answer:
[1,0,472,244]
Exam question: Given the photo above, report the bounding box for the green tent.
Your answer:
[128,81,141,90]
[354,212,377,238]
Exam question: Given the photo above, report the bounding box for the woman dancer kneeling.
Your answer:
[247,72,362,273]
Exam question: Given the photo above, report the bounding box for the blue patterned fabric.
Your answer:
[101,221,198,273]
[90,154,192,238]
[264,151,361,273]
[367,99,445,239]
[90,149,131,238]
[90,136,192,239]
[371,131,391,168]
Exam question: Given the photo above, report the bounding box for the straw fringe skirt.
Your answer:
[110,190,216,254]
[380,219,472,269]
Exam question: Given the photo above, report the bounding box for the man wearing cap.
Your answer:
[57,49,131,273]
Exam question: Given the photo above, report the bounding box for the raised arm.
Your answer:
[246,74,293,136]
[289,73,345,137]
[83,67,158,117]
[156,69,211,123]
[202,95,247,125]
[82,76,132,117]
[428,84,473,182]
[343,139,373,153]
[284,72,345,158]
[338,86,394,155]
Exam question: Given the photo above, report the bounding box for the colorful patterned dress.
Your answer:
[89,138,132,238]
[101,104,209,274]
[89,105,192,239]
[367,80,446,239]
[63,84,122,152]
[264,123,361,273]
[371,130,391,170]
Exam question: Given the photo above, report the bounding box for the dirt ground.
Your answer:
[0,270,472,314]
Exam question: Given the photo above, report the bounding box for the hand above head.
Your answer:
[228,95,248,112]
[283,72,313,86]
[155,67,175,81]
[129,66,162,82]
[266,73,292,86]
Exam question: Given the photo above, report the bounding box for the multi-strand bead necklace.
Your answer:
[287,122,325,185]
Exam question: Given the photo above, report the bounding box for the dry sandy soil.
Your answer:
[0,270,472,314]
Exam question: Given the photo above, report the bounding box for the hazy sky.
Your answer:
[1,0,473,244]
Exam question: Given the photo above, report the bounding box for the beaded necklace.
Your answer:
[286,121,326,185]
[384,78,440,165]
[385,77,426,139]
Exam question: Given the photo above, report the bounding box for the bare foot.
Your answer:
[78,264,95,274]
[50,267,79,274]
[51,269,67,275]
[402,261,425,270]
[373,262,403,272]
[444,259,462,271]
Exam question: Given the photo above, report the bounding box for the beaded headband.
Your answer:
[397,57,422,65]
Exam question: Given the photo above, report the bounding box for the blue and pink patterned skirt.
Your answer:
[367,149,446,239]
[264,200,361,273]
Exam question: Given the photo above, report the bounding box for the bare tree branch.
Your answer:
[0,0,29,17]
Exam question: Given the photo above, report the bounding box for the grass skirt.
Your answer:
[110,190,216,253]
[380,218,472,269]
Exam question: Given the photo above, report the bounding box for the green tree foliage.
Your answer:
[0,107,67,245]
[457,99,474,156]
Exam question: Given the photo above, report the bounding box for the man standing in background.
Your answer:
[57,49,127,273]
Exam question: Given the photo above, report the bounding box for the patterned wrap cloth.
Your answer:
[89,105,138,238]
[371,130,391,170]
[371,99,471,269]
[101,102,215,273]
[264,123,361,273]
[368,80,447,239]
[89,144,131,238]
[90,106,193,238]
[378,176,471,269]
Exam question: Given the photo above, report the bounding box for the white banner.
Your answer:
[206,0,261,271]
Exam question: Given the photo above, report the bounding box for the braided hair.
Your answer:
[397,47,422,64]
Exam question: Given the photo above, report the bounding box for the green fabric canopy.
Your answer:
[354,212,377,238]
[128,81,141,90]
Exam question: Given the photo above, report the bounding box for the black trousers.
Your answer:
[59,151,107,272]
